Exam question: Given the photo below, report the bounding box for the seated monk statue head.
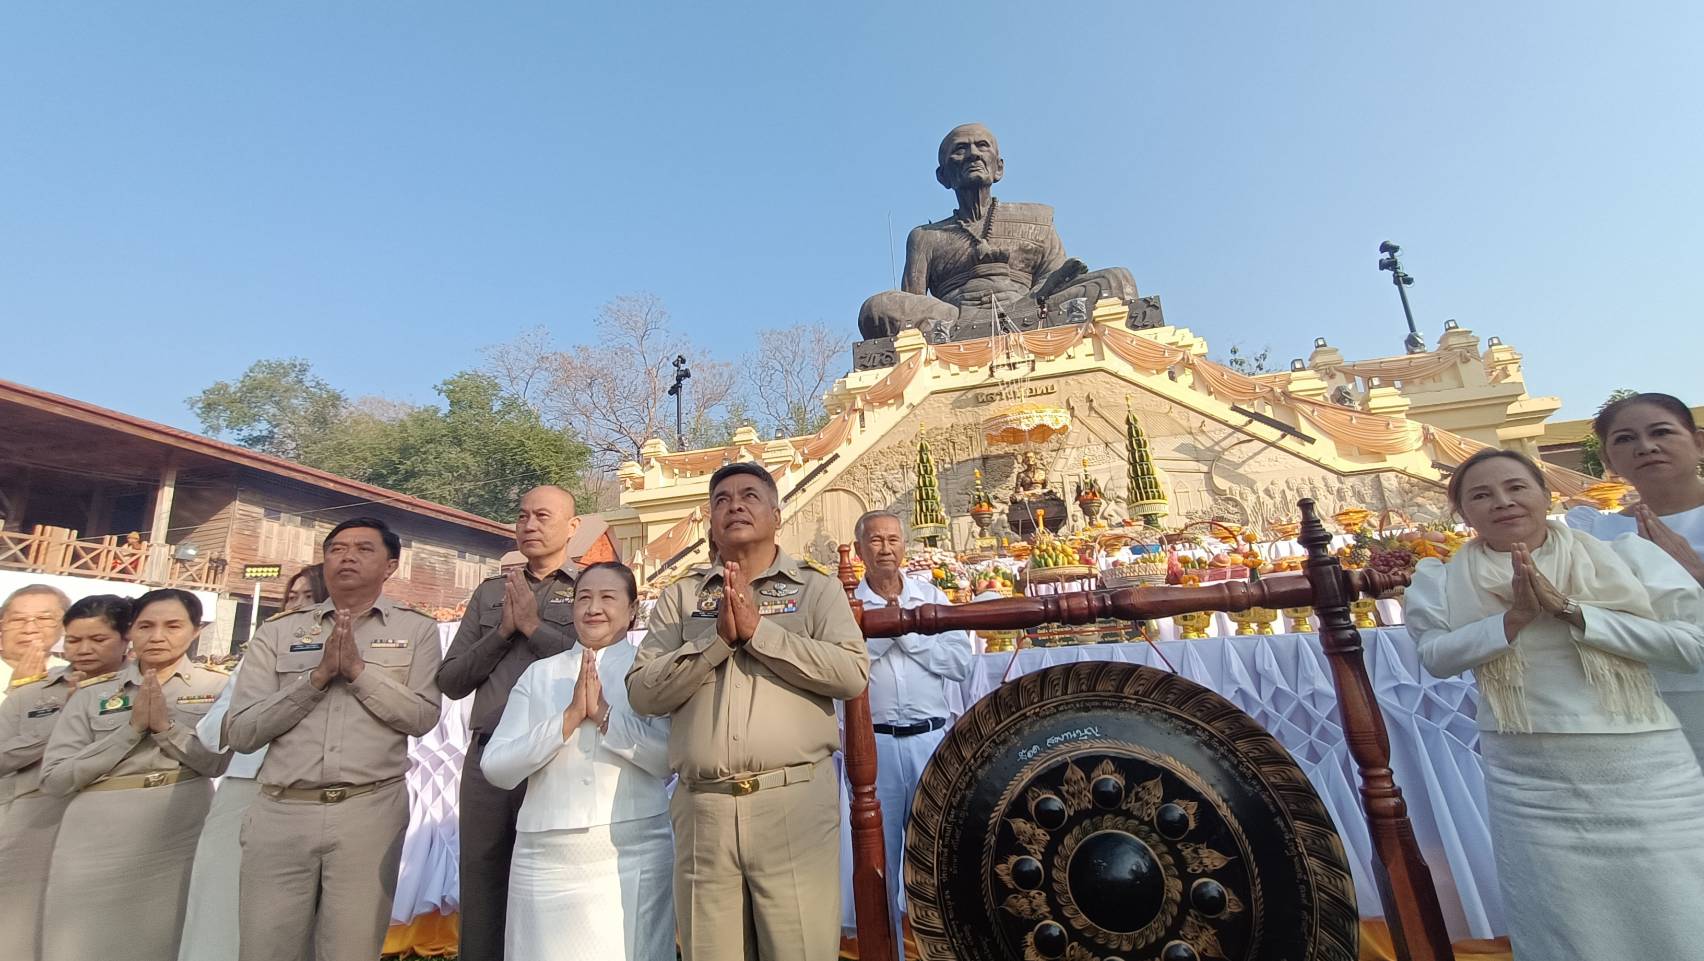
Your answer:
[937,123,1004,195]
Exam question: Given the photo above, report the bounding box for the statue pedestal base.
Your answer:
[1008,495,1067,538]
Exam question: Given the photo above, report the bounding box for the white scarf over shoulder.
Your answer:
[1440,521,1664,732]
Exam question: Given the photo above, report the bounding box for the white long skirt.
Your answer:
[507,812,675,961]
[177,777,259,961]
[1483,729,1704,958]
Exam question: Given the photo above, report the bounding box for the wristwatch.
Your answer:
[1561,598,1581,620]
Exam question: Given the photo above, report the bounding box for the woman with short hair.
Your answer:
[1408,448,1704,956]
[39,589,230,961]
[0,594,132,961]
[482,561,675,961]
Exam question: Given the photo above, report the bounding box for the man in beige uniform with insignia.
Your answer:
[228,517,443,961]
[0,584,70,707]
[439,484,581,961]
[628,462,869,961]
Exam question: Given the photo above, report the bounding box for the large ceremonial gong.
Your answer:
[904,662,1357,961]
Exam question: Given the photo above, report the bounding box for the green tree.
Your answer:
[1218,343,1272,375]
[187,358,348,459]
[305,372,592,522]
[1579,388,1638,477]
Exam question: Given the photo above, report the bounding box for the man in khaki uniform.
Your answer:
[439,485,581,961]
[628,462,868,961]
[228,517,442,961]
[0,585,70,705]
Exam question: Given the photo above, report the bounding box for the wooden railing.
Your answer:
[0,527,225,590]
[834,498,1453,961]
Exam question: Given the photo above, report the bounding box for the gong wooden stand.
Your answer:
[834,498,1452,961]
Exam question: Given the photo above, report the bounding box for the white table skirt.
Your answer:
[839,628,1503,942]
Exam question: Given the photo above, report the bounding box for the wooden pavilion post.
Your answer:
[836,544,898,961]
[1297,499,1453,961]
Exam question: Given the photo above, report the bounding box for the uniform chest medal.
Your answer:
[370,639,410,649]
[176,694,218,705]
[757,599,799,616]
[549,588,573,605]
[98,692,132,715]
[291,624,324,651]
[692,587,723,618]
[756,582,800,615]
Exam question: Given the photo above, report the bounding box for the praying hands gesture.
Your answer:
[1635,505,1704,586]
[717,562,760,648]
[12,637,51,681]
[561,649,611,739]
[1504,542,1584,642]
[309,611,365,689]
[128,672,173,735]
[499,569,542,639]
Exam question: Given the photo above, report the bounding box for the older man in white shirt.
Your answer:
[852,511,973,960]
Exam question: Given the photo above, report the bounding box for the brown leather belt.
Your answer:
[85,769,201,792]
[688,762,816,797]
[261,775,404,804]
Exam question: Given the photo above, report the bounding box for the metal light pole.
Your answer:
[1378,241,1425,354]
[667,355,691,450]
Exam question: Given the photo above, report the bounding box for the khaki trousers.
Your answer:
[671,756,841,961]
[238,780,409,961]
[0,792,69,960]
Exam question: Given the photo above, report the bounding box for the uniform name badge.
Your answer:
[99,692,132,715]
[27,704,61,719]
[290,642,325,653]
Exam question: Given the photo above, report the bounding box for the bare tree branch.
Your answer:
[746,321,851,437]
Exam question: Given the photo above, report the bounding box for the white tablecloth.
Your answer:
[840,629,1502,942]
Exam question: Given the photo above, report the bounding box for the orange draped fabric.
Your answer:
[382,910,460,958]
[1292,397,1424,454]
[1185,356,1280,405]
[863,350,922,407]
[1426,426,1595,498]
[930,338,995,368]
[641,507,702,563]
[1099,325,1188,373]
[930,325,1088,369]
[796,407,855,460]
[1319,348,1477,384]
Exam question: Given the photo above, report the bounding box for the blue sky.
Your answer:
[3,2,1698,429]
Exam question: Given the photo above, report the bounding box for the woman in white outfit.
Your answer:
[482,561,674,961]
[1565,392,1704,763]
[177,564,325,961]
[1407,449,1704,958]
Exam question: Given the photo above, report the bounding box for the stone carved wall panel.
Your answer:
[814,370,1446,546]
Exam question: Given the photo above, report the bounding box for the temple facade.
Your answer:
[602,300,1580,583]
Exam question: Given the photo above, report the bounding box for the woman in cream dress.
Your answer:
[482,561,674,961]
[1408,449,1704,958]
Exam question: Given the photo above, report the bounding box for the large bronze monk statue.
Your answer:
[859,123,1141,341]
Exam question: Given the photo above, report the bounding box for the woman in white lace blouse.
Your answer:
[481,561,674,961]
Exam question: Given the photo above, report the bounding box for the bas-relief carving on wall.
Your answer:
[818,370,1448,548]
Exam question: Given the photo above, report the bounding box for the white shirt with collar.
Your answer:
[197,658,266,779]
[856,574,974,725]
[479,641,671,833]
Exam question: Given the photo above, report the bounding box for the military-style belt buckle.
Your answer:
[143,772,168,788]
[732,779,758,797]
[322,788,347,804]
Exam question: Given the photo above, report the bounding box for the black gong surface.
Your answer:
[903,662,1357,961]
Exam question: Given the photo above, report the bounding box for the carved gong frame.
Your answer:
[904,662,1358,961]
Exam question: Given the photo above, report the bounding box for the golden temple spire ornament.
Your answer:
[1125,398,1168,527]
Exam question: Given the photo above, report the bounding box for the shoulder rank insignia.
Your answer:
[99,692,133,715]
[263,609,296,623]
[8,672,48,689]
[802,558,835,577]
[81,670,120,686]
